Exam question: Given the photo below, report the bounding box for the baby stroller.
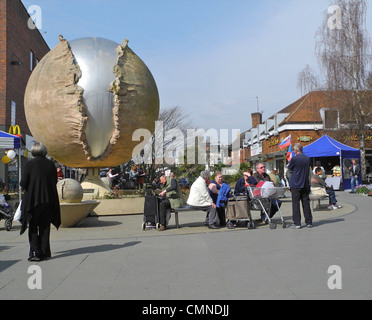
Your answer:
[0,194,14,231]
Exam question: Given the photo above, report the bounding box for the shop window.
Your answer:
[11,101,16,126]
[30,50,35,71]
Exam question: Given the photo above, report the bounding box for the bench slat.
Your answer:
[172,206,206,228]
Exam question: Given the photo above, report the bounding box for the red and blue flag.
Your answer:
[279,134,291,149]
[286,144,293,162]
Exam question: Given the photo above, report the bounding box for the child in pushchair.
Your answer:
[0,193,14,231]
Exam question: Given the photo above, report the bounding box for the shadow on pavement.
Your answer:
[53,241,141,259]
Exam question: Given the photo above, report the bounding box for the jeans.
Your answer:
[326,189,337,204]
[350,175,358,192]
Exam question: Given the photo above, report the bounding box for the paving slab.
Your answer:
[0,191,371,300]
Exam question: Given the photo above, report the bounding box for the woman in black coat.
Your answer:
[20,142,61,261]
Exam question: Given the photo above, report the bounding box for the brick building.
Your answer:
[240,91,372,179]
[0,0,49,189]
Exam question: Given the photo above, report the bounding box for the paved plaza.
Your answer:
[0,191,371,300]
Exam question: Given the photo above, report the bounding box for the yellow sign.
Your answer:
[9,125,22,137]
[267,136,279,147]
[298,136,312,142]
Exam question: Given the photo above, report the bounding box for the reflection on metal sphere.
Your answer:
[24,37,159,168]
[69,38,118,158]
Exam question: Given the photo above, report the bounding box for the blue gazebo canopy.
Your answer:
[303,134,360,159]
[0,130,21,149]
[303,134,361,190]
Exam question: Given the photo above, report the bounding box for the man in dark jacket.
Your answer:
[287,143,312,228]
[349,158,360,193]
[253,163,271,183]
[20,142,61,261]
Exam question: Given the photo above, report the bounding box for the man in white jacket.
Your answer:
[187,171,220,229]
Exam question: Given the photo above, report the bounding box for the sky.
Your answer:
[21,0,372,140]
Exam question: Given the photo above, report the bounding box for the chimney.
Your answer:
[251,112,262,128]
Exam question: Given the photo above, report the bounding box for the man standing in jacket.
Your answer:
[349,159,360,193]
[187,171,220,229]
[287,143,313,229]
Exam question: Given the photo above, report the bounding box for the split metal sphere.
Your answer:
[24,37,159,168]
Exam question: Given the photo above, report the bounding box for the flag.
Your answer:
[279,134,291,149]
[286,144,293,162]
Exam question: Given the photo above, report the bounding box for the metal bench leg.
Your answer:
[175,212,179,228]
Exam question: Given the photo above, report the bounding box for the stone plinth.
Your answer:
[60,200,100,227]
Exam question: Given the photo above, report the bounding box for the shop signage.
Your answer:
[9,125,22,137]
[298,136,312,142]
[340,134,372,143]
[350,135,372,141]
[251,142,262,156]
[267,136,279,147]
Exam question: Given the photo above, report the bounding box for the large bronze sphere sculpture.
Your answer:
[24,37,159,168]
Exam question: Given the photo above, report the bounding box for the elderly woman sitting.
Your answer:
[234,169,257,195]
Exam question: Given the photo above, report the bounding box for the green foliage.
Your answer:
[355,185,372,194]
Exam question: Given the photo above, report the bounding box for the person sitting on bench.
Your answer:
[158,174,185,231]
[234,169,257,195]
[311,167,342,210]
[187,170,220,229]
[253,163,281,223]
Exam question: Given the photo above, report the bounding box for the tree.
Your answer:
[297,0,372,178]
[132,106,194,182]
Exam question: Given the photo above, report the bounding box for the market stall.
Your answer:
[303,135,361,190]
[0,130,22,202]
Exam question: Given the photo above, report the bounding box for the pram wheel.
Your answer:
[5,219,12,231]
[226,221,234,229]
[282,221,287,229]
[269,222,277,230]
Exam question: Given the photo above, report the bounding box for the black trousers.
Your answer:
[291,187,313,226]
[28,204,53,259]
[217,207,226,226]
[159,199,171,226]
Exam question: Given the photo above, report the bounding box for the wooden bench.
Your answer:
[309,194,329,211]
[171,206,206,228]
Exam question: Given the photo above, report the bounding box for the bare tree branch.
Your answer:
[297,0,372,178]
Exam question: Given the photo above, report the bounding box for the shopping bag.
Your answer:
[226,199,249,219]
[252,181,276,198]
[261,181,276,197]
[13,201,21,222]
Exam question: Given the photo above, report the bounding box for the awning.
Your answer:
[0,130,21,149]
[303,134,360,158]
